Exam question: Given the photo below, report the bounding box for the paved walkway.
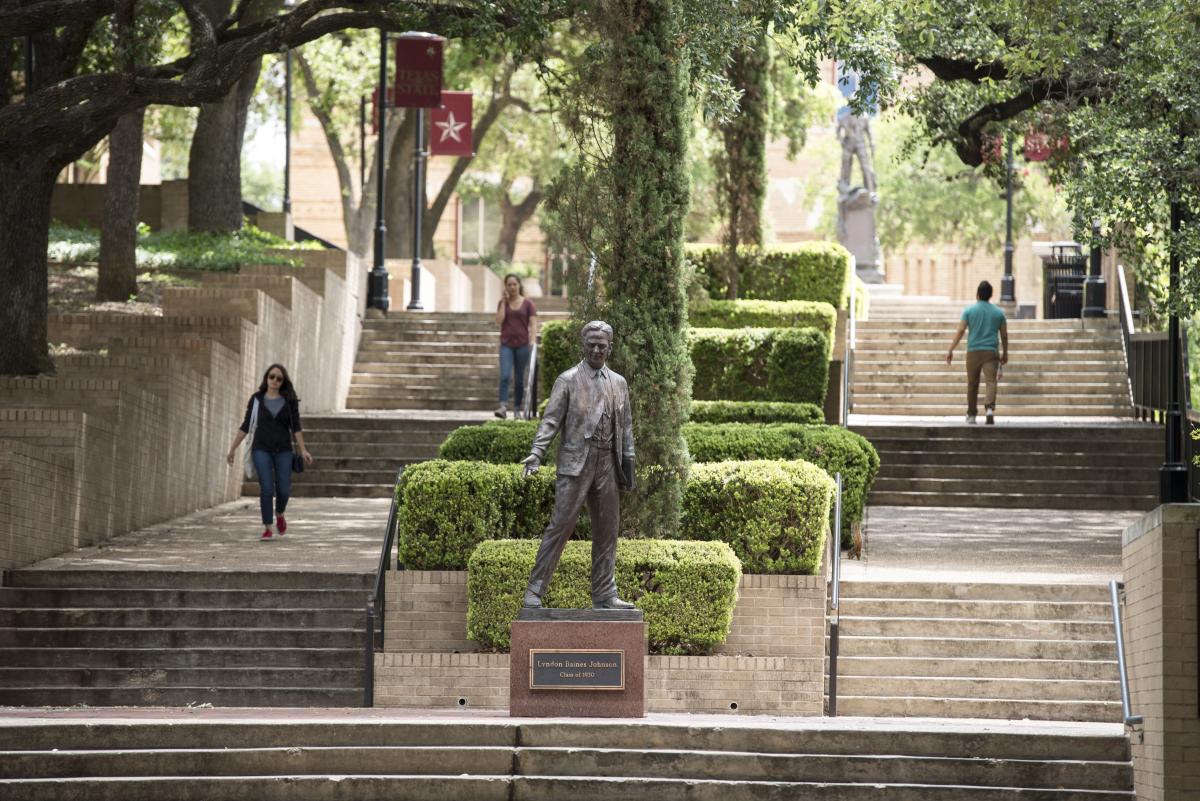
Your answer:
[844,505,1143,583]
[26,497,392,574]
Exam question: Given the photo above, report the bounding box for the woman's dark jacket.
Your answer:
[239,392,303,453]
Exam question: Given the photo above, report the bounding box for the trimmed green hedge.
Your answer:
[683,460,833,574]
[682,424,879,547]
[689,299,836,357]
[690,327,828,405]
[466,539,741,654]
[690,400,824,425]
[435,419,877,544]
[685,242,853,309]
[398,455,834,574]
[537,319,582,402]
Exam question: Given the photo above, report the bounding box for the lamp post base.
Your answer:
[367,267,390,314]
[1160,464,1189,504]
[1000,273,1016,304]
[1083,276,1107,318]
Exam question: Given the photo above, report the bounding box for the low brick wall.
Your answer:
[374,652,823,715]
[378,570,826,715]
[1,256,363,572]
[385,571,826,658]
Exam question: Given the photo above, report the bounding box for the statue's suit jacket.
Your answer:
[529,362,635,482]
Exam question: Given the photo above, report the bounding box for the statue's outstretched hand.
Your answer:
[521,454,541,477]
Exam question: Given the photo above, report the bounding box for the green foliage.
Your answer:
[439,420,540,464]
[689,400,824,425]
[47,222,315,271]
[689,299,836,356]
[690,327,829,406]
[395,460,558,571]
[682,423,879,545]
[466,539,741,654]
[686,242,853,308]
[537,319,582,401]
[682,460,833,574]
[398,452,835,574]
[853,275,870,322]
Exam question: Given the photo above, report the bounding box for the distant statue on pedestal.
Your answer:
[836,111,884,282]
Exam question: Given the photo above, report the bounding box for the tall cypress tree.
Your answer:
[598,0,692,537]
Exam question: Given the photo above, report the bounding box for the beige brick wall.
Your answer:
[385,571,826,659]
[1122,504,1200,801]
[374,652,823,715]
[2,255,364,571]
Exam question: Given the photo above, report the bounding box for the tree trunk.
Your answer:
[601,0,691,538]
[718,32,769,299]
[497,184,544,262]
[0,160,57,375]
[186,0,283,232]
[384,109,438,259]
[97,108,145,302]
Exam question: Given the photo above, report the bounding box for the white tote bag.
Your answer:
[241,398,260,481]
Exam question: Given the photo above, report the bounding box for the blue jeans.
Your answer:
[252,449,292,525]
[499,344,532,408]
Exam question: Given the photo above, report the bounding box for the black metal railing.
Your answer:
[363,469,404,707]
[1117,264,1200,498]
[1108,580,1144,731]
[827,473,843,717]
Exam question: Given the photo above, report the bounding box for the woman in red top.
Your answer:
[495,273,538,418]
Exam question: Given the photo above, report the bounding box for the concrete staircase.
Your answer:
[348,313,501,411]
[830,581,1122,722]
[0,716,1132,799]
[852,320,1132,416]
[863,286,961,322]
[0,570,373,707]
[242,414,479,498]
[852,422,1160,509]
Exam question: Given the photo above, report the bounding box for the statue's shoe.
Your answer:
[522,590,543,609]
[593,596,635,610]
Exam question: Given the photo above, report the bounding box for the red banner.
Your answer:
[394,34,444,108]
[429,91,473,157]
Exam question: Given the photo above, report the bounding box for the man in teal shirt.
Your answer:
[945,280,1009,424]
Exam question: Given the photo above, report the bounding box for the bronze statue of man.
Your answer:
[521,320,636,610]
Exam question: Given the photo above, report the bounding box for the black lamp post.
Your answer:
[1161,199,1189,503]
[1000,138,1016,303]
[1083,220,1107,318]
[282,44,292,218]
[407,104,426,311]
[367,28,390,314]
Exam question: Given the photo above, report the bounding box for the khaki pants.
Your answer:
[965,350,999,417]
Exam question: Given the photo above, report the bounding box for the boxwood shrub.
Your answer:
[690,327,829,406]
[682,460,833,574]
[685,242,853,308]
[538,319,581,401]
[689,299,836,357]
[683,424,879,547]
[466,538,741,654]
[438,420,541,464]
[690,400,824,425]
[398,455,834,574]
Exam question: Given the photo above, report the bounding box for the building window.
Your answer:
[459,195,500,263]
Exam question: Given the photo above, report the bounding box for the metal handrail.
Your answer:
[363,468,404,707]
[828,472,843,717]
[1117,265,1138,413]
[1108,580,1143,729]
[842,269,856,425]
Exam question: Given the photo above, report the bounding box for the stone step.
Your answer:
[350,374,500,389]
[851,404,1132,416]
[853,383,1129,397]
[346,397,499,411]
[0,647,360,668]
[350,363,500,376]
[840,582,1113,602]
[839,616,1115,641]
[359,330,498,343]
[873,466,1157,486]
[301,416,480,431]
[856,343,1122,355]
[301,429,459,444]
[0,686,364,708]
[0,627,363,649]
[876,450,1155,468]
[355,354,495,367]
[865,490,1153,510]
[870,477,1153,496]
[831,674,1118,703]
[833,656,1117,681]
[831,695,1121,723]
[839,598,1112,621]
[290,469,415,485]
[857,320,1114,330]
[254,482,394,498]
[0,666,360,688]
[852,393,1130,406]
[289,457,432,473]
[357,342,496,355]
[0,588,366,608]
[0,607,363,629]
[5,571,371,591]
[852,426,1158,444]
[854,360,1127,374]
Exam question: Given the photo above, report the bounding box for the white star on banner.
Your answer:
[435,111,466,143]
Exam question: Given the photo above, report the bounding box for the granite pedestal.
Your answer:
[509,608,645,717]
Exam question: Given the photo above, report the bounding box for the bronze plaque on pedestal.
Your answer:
[530,649,624,690]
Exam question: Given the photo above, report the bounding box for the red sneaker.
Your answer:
[275,516,287,535]
[260,527,274,540]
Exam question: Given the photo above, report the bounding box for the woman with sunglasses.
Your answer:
[226,364,314,540]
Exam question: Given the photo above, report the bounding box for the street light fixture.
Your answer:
[282,0,295,220]
[368,28,390,314]
[1000,137,1016,303]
